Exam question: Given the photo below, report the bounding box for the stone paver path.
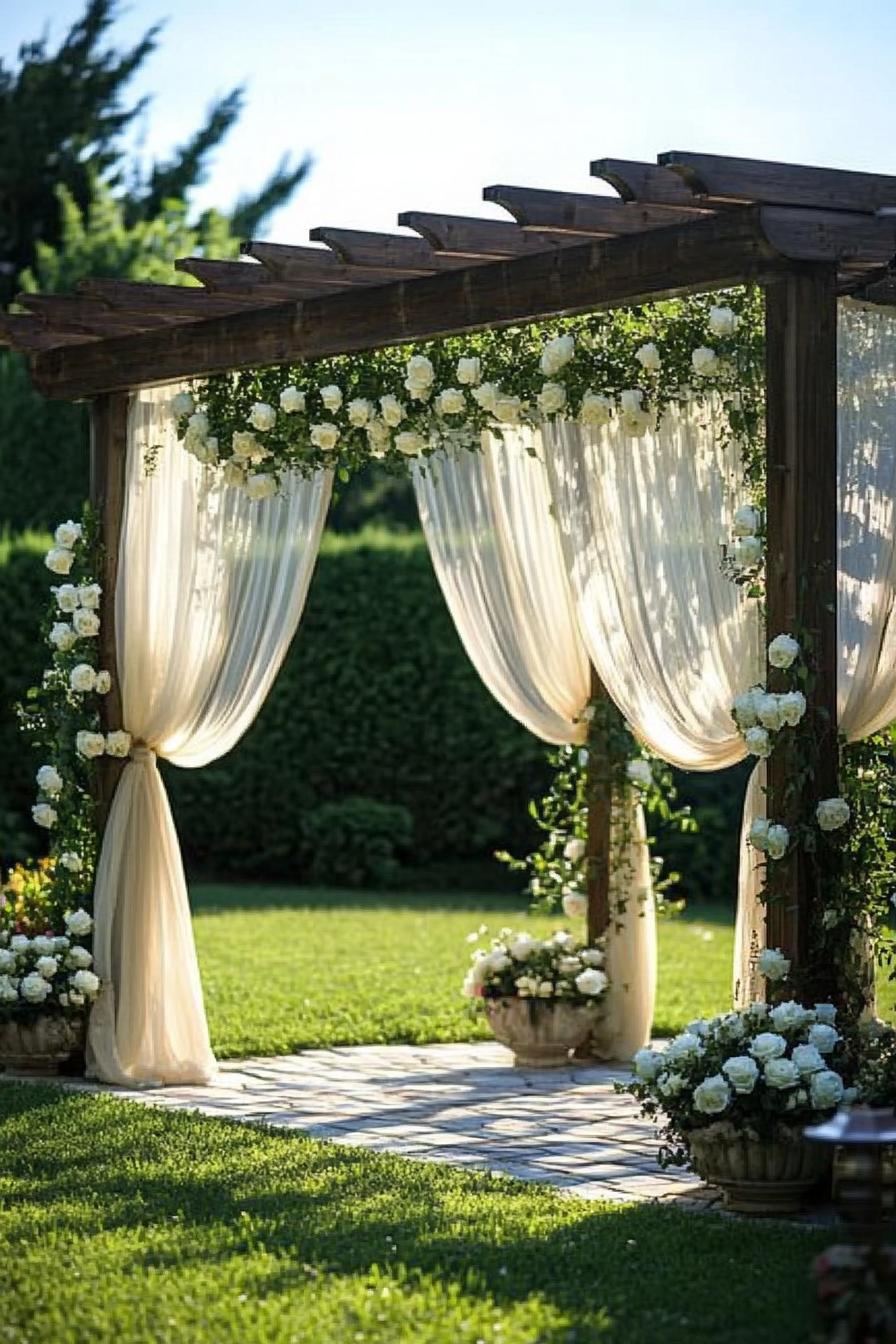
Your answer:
[33,1040,713,1206]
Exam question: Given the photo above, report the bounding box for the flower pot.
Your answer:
[484,997,599,1068]
[0,1014,86,1076]
[688,1126,832,1214]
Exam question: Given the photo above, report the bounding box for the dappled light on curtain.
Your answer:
[87,384,332,1086]
[414,430,656,1060]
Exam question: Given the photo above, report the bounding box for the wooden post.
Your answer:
[763,266,839,996]
[585,667,612,946]
[88,391,129,837]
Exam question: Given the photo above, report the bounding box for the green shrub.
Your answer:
[302,796,413,887]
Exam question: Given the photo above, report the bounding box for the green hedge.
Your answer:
[0,527,747,902]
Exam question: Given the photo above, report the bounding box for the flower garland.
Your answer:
[170,289,765,490]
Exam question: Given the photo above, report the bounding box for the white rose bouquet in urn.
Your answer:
[462,927,608,1006]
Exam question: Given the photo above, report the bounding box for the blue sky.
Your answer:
[4,1,896,246]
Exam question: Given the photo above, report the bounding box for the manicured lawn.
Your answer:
[0,1082,829,1344]
[192,885,895,1059]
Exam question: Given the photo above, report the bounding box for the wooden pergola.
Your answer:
[4,150,896,1000]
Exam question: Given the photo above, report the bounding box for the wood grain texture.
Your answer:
[398,212,568,257]
[483,184,705,234]
[308,228,471,271]
[590,158,712,207]
[661,151,896,212]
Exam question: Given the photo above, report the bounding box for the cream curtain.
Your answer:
[87,384,332,1086]
[732,303,896,1003]
[414,429,655,1060]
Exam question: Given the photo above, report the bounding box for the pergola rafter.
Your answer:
[5,149,896,997]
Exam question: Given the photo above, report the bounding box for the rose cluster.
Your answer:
[462,927,608,1006]
[0,907,100,1017]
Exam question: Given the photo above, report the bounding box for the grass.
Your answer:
[191,886,740,1059]
[0,1081,830,1344]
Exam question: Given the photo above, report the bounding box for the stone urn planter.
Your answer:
[688,1126,832,1214]
[0,1014,86,1075]
[484,997,600,1068]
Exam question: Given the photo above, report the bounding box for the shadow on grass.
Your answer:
[0,1082,822,1344]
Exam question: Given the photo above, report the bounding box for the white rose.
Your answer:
[635,342,661,372]
[722,1055,760,1093]
[766,824,789,860]
[105,730,132,758]
[32,935,55,957]
[170,391,195,418]
[69,663,97,694]
[619,388,644,415]
[54,519,83,549]
[76,730,106,759]
[65,945,93,970]
[0,976,18,1003]
[792,1044,826,1076]
[579,947,604,967]
[810,1069,844,1110]
[508,933,538,961]
[633,1047,664,1081]
[67,990,85,1007]
[561,890,587,920]
[231,430,263,463]
[456,356,481,386]
[666,1031,703,1063]
[768,633,800,668]
[280,385,306,414]
[816,798,850,832]
[45,547,74,576]
[73,609,100,638]
[493,394,522,424]
[52,936,69,953]
[10,934,30,953]
[95,671,112,695]
[72,968,100,998]
[187,411,209,440]
[770,999,811,1032]
[691,346,719,377]
[379,394,405,427]
[732,504,761,537]
[223,462,246,489]
[32,802,57,829]
[732,690,760,729]
[657,1071,688,1098]
[764,1057,800,1090]
[756,693,784,731]
[485,950,511,974]
[575,967,607,997]
[245,473,278,502]
[20,973,51,1004]
[247,402,276,432]
[558,956,582,975]
[744,726,772,758]
[563,837,586,863]
[540,334,575,376]
[693,1074,731,1115]
[779,691,807,727]
[404,356,435,397]
[395,431,425,457]
[716,1011,747,1042]
[347,398,373,427]
[537,381,567,416]
[579,392,613,428]
[60,851,82,873]
[749,1031,788,1062]
[471,382,499,413]
[64,908,93,937]
[78,583,101,611]
[734,535,763,567]
[0,949,14,972]
[54,583,80,613]
[708,306,740,337]
[626,759,652,789]
[814,1003,837,1026]
[310,423,341,453]
[35,955,58,981]
[807,1023,839,1055]
[748,818,770,852]
[757,947,790,982]
[320,385,343,413]
[36,764,63,796]
[365,420,391,456]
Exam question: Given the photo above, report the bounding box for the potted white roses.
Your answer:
[621,989,853,1213]
[463,927,608,1067]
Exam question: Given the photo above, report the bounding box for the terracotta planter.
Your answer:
[0,1014,86,1075]
[688,1127,832,1214]
[484,997,599,1068]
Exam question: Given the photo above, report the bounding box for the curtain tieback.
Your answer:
[129,743,156,764]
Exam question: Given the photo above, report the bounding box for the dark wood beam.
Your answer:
[308,227,471,271]
[16,293,176,335]
[397,211,565,257]
[661,151,896,213]
[89,391,129,835]
[763,265,839,1002]
[78,278,272,315]
[31,209,785,399]
[483,184,707,234]
[845,272,896,306]
[174,256,350,300]
[0,314,94,351]
[759,207,896,267]
[242,239,434,285]
[590,157,713,208]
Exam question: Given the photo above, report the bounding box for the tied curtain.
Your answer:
[732,301,896,1003]
[414,430,657,1061]
[87,385,332,1086]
